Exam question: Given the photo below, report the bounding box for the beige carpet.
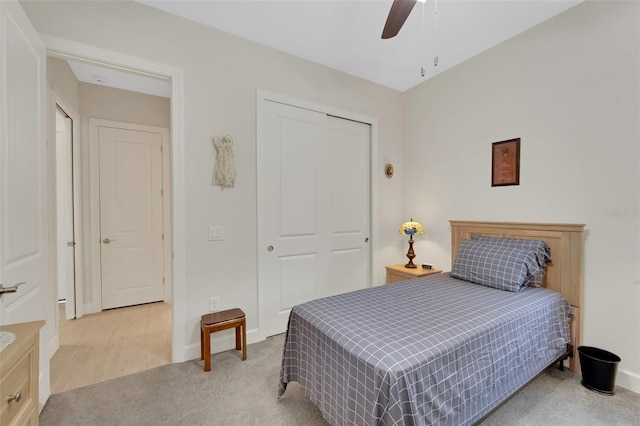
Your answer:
[40,334,640,425]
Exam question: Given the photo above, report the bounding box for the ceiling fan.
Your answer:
[381,0,418,39]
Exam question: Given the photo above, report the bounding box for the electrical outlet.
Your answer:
[209,297,220,312]
[208,226,224,241]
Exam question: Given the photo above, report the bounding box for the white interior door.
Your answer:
[0,0,48,327]
[99,125,164,309]
[262,100,371,336]
[55,107,76,319]
[0,0,50,401]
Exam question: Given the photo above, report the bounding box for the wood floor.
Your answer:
[50,301,172,394]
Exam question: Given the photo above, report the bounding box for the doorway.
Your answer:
[44,34,186,364]
[50,65,174,393]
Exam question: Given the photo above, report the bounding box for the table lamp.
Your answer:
[399,219,424,268]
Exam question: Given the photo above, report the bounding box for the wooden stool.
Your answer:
[200,308,246,372]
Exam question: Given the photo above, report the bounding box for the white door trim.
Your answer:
[53,94,84,321]
[89,119,170,311]
[256,89,379,342]
[41,34,188,362]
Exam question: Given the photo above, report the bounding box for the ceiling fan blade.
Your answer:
[381,0,418,39]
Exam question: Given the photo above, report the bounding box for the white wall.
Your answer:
[403,1,640,392]
[48,57,80,111]
[79,82,170,128]
[23,1,405,357]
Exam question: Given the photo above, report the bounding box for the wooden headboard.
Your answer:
[450,220,585,371]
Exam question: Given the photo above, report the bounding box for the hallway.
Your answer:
[50,301,171,394]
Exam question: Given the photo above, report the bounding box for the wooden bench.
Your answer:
[200,308,246,372]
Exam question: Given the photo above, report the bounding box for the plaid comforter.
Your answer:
[278,273,570,425]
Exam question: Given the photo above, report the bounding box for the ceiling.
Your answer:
[137,0,582,92]
[67,60,171,98]
[68,0,582,96]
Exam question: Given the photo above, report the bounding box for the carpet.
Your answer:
[40,334,640,425]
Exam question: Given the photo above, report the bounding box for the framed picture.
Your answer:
[491,138,520,187]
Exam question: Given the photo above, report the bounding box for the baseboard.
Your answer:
[84,302,100,316]
[184,327,262,361]
[42,328,56,407]
[47,334,59,361]
[39,370,50,410]
[617,368,640,394]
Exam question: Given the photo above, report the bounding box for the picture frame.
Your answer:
[491,138,520,187]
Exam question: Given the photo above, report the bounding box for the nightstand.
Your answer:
[385,264,442,284]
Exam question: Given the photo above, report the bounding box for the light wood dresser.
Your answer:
[0,320,44,426]
[385,264,442,284]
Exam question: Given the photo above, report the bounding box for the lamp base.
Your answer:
[405,237,417,268]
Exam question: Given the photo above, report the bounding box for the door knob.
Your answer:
[267,246,274,252]
[67,241,76,247]
[102,238,115,244]
[0,282,26,297]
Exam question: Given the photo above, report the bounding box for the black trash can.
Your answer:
[578,346,621,395]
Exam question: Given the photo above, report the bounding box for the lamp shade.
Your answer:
[399,219,424,237]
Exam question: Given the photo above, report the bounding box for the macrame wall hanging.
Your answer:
[212,134,236,188]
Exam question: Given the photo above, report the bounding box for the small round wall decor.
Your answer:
[385,163,394,179]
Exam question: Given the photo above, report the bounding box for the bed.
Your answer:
[278,221,585,425]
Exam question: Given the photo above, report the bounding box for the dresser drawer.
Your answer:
[0,349,33,426]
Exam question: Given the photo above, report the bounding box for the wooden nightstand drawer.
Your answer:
[385,264,442,284]
[0,321,43,426]
[0,346,33,426]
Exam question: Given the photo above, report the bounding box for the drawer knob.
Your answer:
[7,391,21,403]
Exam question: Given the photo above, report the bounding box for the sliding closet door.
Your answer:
[261,100,371,336]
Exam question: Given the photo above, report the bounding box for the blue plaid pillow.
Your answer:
[471,235,551,287]
[452,239,541,292]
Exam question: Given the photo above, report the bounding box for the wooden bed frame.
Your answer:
[450,220,585,372]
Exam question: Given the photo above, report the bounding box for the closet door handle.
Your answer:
[102,238,115,244]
